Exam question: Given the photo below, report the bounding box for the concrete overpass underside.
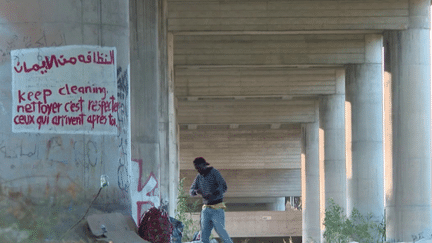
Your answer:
[0,0,431,242]
[160,0,432,241]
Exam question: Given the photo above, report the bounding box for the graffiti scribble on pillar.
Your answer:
[116,67,130,200]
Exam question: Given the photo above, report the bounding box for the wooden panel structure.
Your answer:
[191,210,302,237]
[174,34,366,65]
[168,0,409,32]
[180,125,302,170]
[175,67,338,97]
[181,169,302,197]
[177,99,317,124]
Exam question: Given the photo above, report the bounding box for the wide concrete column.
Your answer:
[345,35,384,219]
[167,32,180,217]
[319,70,346,209]
[130,0,174,221]
[158,1,179,217]
[384,0,432,241]
[301,101,321,243]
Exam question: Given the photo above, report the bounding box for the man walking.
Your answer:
[190,157,233,243]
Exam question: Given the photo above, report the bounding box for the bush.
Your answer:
[175,178,200,242]
[323,198,386,243]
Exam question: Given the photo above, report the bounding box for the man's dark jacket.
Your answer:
[189,167,227,205]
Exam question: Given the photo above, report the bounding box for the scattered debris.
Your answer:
[87,212,150,243]
[0,224,29,243]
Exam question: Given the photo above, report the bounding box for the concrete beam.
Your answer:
[229,124,239,129]
[187,124,198,130]
[174,30,384,36]
[270,123,281,129]
[177,99,317,125]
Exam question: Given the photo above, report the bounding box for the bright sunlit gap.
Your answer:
[319,127,325,240]
[345,101,352,181]
[345,100,353,214]
[301,145,306,213]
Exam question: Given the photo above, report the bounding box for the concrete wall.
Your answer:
[191,210,302,238]
[180,125,302,170]
[0,0,131,241]
[179,125,302,199]
[182,168,301,198]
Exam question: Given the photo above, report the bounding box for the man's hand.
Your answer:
[191,189,202,196]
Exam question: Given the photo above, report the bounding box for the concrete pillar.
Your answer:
[301,101,321,243]
[319,70,346,209]
[130,0,165,222]
[158,0,178,217]
[1,0,131,240]
[345,34,384,219]
[130,0,177,220]
[167,32,180,217]
[384,0,432,241]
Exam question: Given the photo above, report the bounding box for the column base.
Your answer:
[386,205,432,242]
[397,241,432,243]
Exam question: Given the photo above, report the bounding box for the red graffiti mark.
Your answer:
[58,84,107,100]
[14,83,119,129]
[18,89,52,104]
[14,115,50,129]
[88,96,120,115]
[137,201,155,225]
[13,50,115,75]
[131,160,159,196]
[52,114,86,126]
[86,114,108,128]
[132,159,160,224]
[13,115,35,125]
[64,97,84,113]
[13,62,23,73]
[16,101,62,115]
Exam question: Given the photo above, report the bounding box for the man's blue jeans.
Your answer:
[201,207,233,243]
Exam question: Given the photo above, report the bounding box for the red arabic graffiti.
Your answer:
[13,50,114,75]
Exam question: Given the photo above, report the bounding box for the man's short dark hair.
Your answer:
[193,157,209,166]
